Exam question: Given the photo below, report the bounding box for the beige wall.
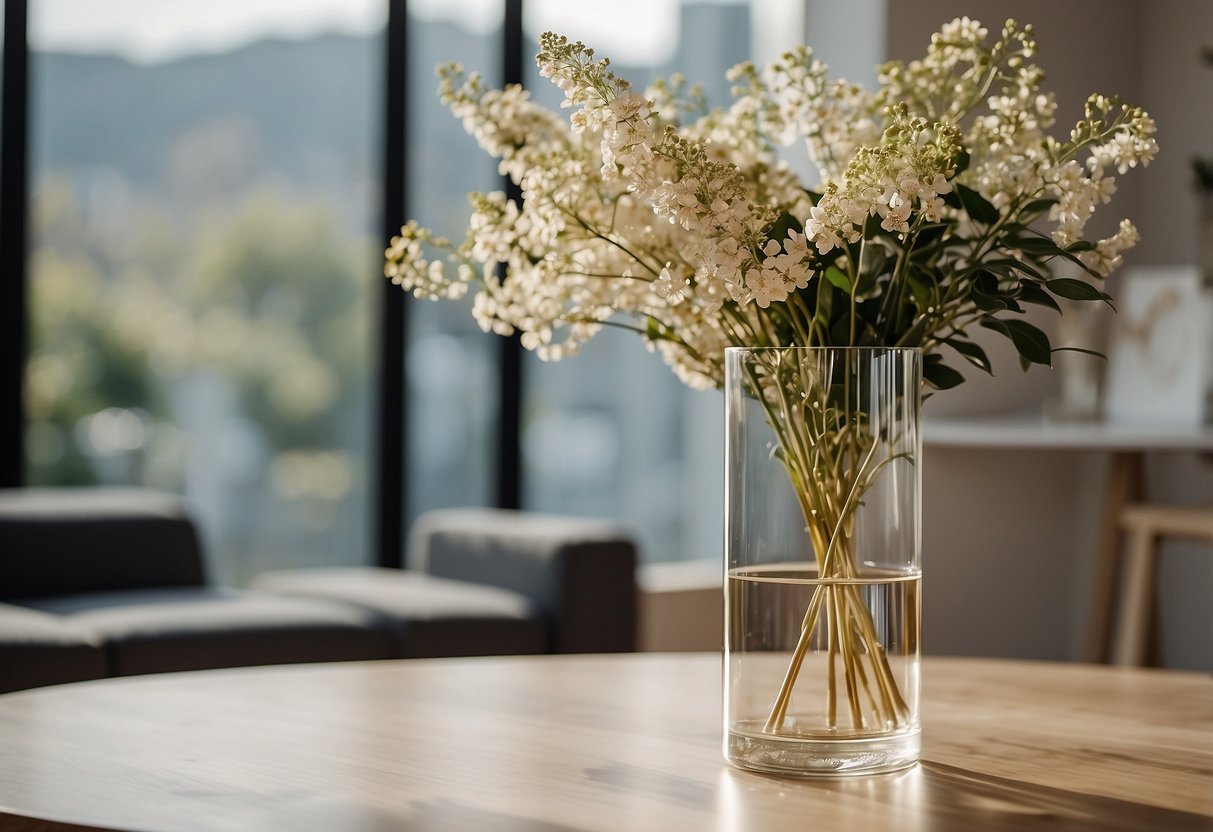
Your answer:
[887,1,1212,669]
[1135,0,1213,674]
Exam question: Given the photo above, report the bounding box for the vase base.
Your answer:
[725,724,921,777]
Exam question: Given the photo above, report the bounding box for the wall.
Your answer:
[1137,0,1213,673]
[887,0,1212,670]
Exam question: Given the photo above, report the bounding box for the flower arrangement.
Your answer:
[386,17,1154,390]
[384,17,1156,763]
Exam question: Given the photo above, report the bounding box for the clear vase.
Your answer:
[723,347,922,776]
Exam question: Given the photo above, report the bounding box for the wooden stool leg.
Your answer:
[1112,525,1157,667]
[1084,452,1144,663]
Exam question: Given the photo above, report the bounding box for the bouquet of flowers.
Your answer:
[385,17,1155,762]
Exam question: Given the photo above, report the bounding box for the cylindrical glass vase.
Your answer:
[723,347,922,776]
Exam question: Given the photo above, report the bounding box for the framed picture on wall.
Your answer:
[1103,266,1208,426]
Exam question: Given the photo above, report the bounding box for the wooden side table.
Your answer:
[1114,503,1213,665]
[925,414,1213,663]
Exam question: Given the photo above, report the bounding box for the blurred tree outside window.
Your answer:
[26,1,384,584]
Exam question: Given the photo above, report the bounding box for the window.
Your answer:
[8,0,795,575]
[26,1,384,583]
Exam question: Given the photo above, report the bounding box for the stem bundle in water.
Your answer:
[749,350,913,737]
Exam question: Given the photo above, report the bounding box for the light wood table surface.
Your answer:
[0,654,1209,831]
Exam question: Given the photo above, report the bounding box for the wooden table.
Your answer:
[0,654,1210,831]
[926,413,1213,663]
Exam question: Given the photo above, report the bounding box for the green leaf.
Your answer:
[894,315,930,348]
[978,260,1019,279]
[646,316,667,341]
[1016,282,1063,314]
[1052,345,1107,360]
[855,244,887,296]
[924,360,966,390]
[814,278,835,326]
[1053,248,1105,280]
[823,266,852,294]
[1013,236,1063,257]
[984,257,1045,280]
[1017,198,1057,223]
[829,314,853,345]
[971,290,1008,312]
[1045,277,1115,307]
[971,271,1021,312]
[911,222,951,251]
[981,317,1053,366]
[906,271,935,312]
[952,150,971,176]
[956,184,1000,225]
[943,337,994,375]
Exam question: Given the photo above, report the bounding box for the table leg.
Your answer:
[1112,523,1156,666]
[1082,451,1144,663]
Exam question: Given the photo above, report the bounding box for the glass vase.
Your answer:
[723,347,922,776]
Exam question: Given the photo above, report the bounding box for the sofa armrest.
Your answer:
[0,488,205,601]
[408,509,638,653]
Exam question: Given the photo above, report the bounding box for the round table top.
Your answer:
[0,654,1209,832]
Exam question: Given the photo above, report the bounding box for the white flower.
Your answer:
[609,91,650,120]
[746,266,788,308]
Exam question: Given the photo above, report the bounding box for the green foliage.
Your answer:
[756,187,1113,390]
[27,183,372,486]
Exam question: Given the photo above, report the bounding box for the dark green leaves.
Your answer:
[1053,345,1107,360]
[1017,198,1057,224]
[970,271,1023,312]
[1011,235,1061,258]
[1005,232,1105,281]
[1045,277,1114,307]
[955,184,1000,225]
[906,271,936,312]
[854,244,887,296]
[982,257,1043,280]
[952,150,971,176]
[981,317,1052,366]
[924,354,965,390]
[943,337,993,375]
[1017,282,1063,313]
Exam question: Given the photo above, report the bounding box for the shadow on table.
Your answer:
[721,760,1210,831]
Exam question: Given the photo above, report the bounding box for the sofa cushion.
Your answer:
[0,603,107,693]
[251,567,548,658]
[18,588,396,677]
[0,488,205,601]
[409,509,638,653]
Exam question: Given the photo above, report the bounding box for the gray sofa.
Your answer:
[0,489,637,694]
